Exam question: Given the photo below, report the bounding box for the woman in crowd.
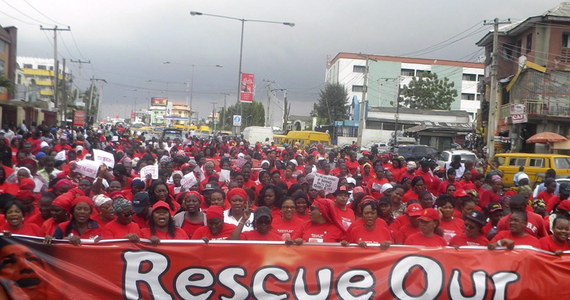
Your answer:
[92,194,114,226]
[342,199,392,247]
[224,188,254,231]
[538,217,569,254]
[489,211,540,249]
[52,196,103,245]
[1,199,42,236]
[449,210,489,247]
[140,201,188,244]
[402,176,425,203]
[173,191,206,238]
[292,191,310,222]
[257,185,283,218]
[404,208,447,247]
[148,181,180,215]
[292,198,346,244]
[191,206,236,241]
[271,197,302,240]
[436,195,464,243]
[102,198,141,242]
[231,206,282,241]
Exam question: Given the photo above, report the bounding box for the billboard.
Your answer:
[151,97,168,107]
[240,73,254,103]
[73,110,85,127]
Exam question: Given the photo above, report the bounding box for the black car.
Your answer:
[396,145,439,161]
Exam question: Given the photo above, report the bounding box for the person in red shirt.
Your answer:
[436,169,456,196]
[231,206,282,241]
[449,210,489,247]
[402,176,425,203]
[404,208,447,247]
[489,211,540,249]
[191,206,236,240]
[342,200,393,247]
[173,191,205,238]
[0,167,18,196]
[436,195,464,244]
[52,196,103,244]
[92,194,115,226]
[292,191,310,222]
[538,178,558,213]
[391,203,423,244]
[390,158,405,183]
[271,198,303,240]
[496,195,547,238]
[53,136,72,153]
[539,217,569,255]
[479,175,503,209]
[102,198,141,242]
[333,186,355,230]
[140,201,188,244]
[292,198,346,244]
[455,170,476,191]
[345,152,360,175]
[414,159,439,194]
[1,200,42,237]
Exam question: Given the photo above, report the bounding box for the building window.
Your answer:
[353,65,366,73]
[416,70,430,77]
[462,74,477,81]
[401,69,415,76]
[562,33,570,63]
[0,40,5,54]
[461,93,475,100]
[515,40,522,58]
[38,65,47,70]
[23,64,33,69]
[0,60,4,74]
[526,33,532,53]
[352,85,365,92]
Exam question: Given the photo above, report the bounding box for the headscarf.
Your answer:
[53,194,74,212]
[72,196,94,212]
[54,179,74,190]
[491,175,502,184]
[226,188,248,202]
[186,191,204,203]
[312,198,346,232]
[19,178,35,190]
[112,198,132,214]
[206,205,224,220]
[93,194,113,208]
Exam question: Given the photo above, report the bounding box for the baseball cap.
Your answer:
[486,202,503,213]
[254,206,273,223]
[465,210,487,226]
[203,183,217,192]
[560,183,570,195]
[407,203,423,216]
[418,208,440,222]
[380,183,393,193]
[132,192,150,214]
[346,177,357,185]
[352,186,365,194]
[151,200,171,214]
[453,189,469,198]
[333,186,349,195]
[557,200,570,212]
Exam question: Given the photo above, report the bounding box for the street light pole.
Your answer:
[190,11,294,134]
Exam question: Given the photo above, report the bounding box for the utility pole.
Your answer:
[61,58,67,123]
[394,79,402,147]
[40,25,70,123]
[282,89,289,131]
[356,58,369,147]
[211,102,217,132]
[221,93,229,130]
[264,80,274,127]
[70,59,91,106]
[484,18,511,159]
[88,77,107,125]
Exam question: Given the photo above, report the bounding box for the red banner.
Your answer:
[151,97,168,107]
[72,110,85,127]
[1,236,570,299]
[240,73,254,103]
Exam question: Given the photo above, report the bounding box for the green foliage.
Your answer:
[401,73,458,110]
[0,75,13,94]
[218,101,265,130]
[314,83,349,125]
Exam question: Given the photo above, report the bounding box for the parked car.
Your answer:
[396,145,438,161]
[437,150,479,168]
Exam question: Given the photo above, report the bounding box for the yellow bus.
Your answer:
[492,153,570,187]
[283,131,331,146]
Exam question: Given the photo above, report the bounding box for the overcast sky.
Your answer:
[1,0,564,121]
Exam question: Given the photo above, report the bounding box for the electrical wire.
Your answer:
[21,0,67,26]
[0,10,38,26]
[1,0,46,24]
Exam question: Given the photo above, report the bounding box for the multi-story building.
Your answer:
[326,52,484,119]
[16,57,70,104]
[476,2,570,153]
[0,25,16,100]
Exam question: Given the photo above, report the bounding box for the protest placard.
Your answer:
[219,169,231,183]
[75,160,100,178]
[181,172,198,189]
[312,173,340,195]
[93,149,115,168]
[55,150,66,161]
[140,165,159,180]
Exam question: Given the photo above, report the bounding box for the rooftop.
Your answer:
[330,52,483,69]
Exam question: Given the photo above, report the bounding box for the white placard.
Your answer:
[312,173,340,195]
[236,157,247,168]
[181,172,198,189]
[55,150,66,161]
[93,149,115,168]
[372,183,382,192]
[75,160,100,178]
[111,136,119,142]
[219,169,231,183]
[140,165,159,180]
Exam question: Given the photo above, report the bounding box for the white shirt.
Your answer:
[224,209,254,232]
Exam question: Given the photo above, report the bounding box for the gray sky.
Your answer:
[1,0,563,121]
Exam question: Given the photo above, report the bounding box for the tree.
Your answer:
[0,75,13,96]
[218,101,265,130]
[401,73,458,110]
[314,83,349,125]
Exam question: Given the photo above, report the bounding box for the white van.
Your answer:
[242,126,274,144]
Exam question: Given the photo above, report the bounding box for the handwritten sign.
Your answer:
[140,165,159,180]
[75,160,100,178]
[312,173,340,195]
[181,172,198,189]
[93,149,115,168]
[55,150,66,161]
[219,169,231,183]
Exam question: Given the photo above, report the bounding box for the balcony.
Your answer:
[499,99,570,119]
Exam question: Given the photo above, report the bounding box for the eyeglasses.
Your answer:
[448,189,456,192]
[121,211,135,217]
[257,219,271,225]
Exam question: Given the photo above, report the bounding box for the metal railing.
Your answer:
[499,99,570,119]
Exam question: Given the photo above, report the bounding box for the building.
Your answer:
[476,2,570,153]
[326,52,484,119]
[16,57,70,104]
[0,25,16,100]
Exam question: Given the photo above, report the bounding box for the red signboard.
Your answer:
[240,73,254,103]
[151,97,168,107]
[73,110,85,127]
[1,236,570,300]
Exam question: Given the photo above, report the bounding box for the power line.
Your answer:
[400,21,483,57]
[21,0,66,26]
[1,0,46,24]
[0,10,38,26]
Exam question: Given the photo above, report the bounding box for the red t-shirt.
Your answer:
[0,182,18,196]
[292,222,346,243]
[394,223,420,244]
[271,216,303,240]
[401,190,420,203]
[53,220,104,239]
[497,212,547,238]
[449,233,489,247]
[334,205,355,230]
[140,227,188,240]
[414,170,439,194]
[1,222,43,237]
[346,219,393,244]
[240,230,282,241]
[179,218,205,239]
[26,213,48,228]
[491,230,540,248]
[439,218,465,243]
[404,232,447,247]
[103,221,141,239]
[455,180,476,191]
[538,235,569,252]
[345,160,360,175]
[191,223,237,240]
[479,189,501,210]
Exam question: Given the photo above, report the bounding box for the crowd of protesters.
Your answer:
[0,122,568,255]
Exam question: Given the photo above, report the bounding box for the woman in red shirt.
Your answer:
[140,201,188,244]
[292,191,310,222]
[271,198,303,241]
[404,208,447,247]
[173,191,205,238]
[92,194,115,226]
[539,217,569,255]
[148,181,180,216]
[402,176,425,203]
[436,195,464,244]
[449,210,489,247]
[2,200,42,237]
[52,196,103,244]
[102,198,141,242]
[292,198,346,244]
[231,206,282,241]
[343,200,393,247]
[191,206,236,240]
[489,211,540,249]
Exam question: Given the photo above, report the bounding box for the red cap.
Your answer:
[453,189,469,198]
[151,200,171,214]
[418,208,440,222]
[407,203,423,216]
[362,150,370,155]
[558,200,570,212]
[206,205,224,220]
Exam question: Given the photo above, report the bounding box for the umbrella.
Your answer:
[526,132,568,143]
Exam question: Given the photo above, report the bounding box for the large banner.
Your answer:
[1,236,569,299]
[151,97,168,107]
[240,73,254,103]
